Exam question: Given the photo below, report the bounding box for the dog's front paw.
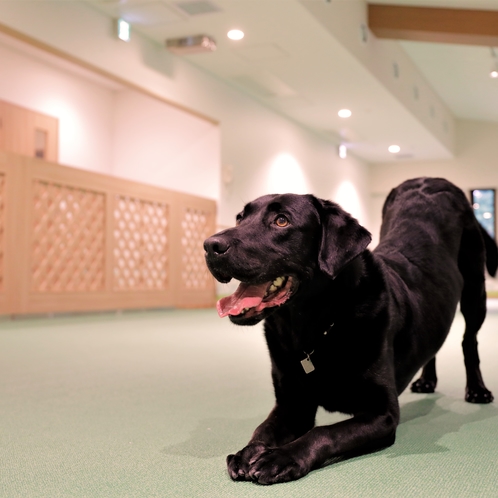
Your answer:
[246,447,310,485]
[465,387,494,404]
[410,378,436,393]
[226,442,268,481]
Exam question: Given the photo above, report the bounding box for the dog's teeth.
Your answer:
[264,277,287,299]
[273,277,284,287]
[265,277,286,298]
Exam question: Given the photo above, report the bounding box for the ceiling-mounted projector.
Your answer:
[166,35,216,55]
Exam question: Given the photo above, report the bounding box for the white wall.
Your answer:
[0,35,222,200]
[369,119,498,289]
[112,90,220,200]
[0,36,115,174]
[370,120,498,244]
[219,94,371,228]
[0,1,372,230]
[371,120,498,197]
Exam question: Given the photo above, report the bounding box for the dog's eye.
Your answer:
[235,215,242,226]
[275,215,289,227]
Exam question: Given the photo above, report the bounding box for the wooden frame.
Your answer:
[0,151,216,315]
[368,4,498,47]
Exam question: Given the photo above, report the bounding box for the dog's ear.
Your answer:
[314,198,371,279]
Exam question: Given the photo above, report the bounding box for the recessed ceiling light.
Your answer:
[388,145,401,154]
[338,144,347,159]
[227,29,244,40]
[490,48,498,78]
[338,109,352,118]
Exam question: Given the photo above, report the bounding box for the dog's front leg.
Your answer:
[227,401,317,481]
[244,410,398,484]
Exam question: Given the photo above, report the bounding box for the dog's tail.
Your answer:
[480,225,498,277]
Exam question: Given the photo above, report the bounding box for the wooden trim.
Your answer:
[0,21,219,126]
[368,4,498,46]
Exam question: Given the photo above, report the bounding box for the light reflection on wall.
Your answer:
[266,153,309,194]
[42,98,83,163]
[333,180,364,223]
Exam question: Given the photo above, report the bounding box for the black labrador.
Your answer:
[203,177,496,485]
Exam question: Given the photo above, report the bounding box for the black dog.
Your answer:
[203,177,496,485]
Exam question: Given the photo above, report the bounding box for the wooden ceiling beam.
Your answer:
[368,4,498,46]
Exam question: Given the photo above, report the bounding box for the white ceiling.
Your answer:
[375,0,498,122]
[87,0,498,163]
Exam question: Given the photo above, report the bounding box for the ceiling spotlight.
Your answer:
[227,29,244,41]
[338,109,352,118]
[338,144,347,159]
[490,48,498,78]
[388,145,401,154]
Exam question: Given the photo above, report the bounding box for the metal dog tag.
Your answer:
[301,355,315,374]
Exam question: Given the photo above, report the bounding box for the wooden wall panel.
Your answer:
[368,4,498,47]
[0,101,5,152]
[0,166,5,296]
[0,151,216,315]
[172,193,217,308]
[0,99,58,162]
[0,152,25,314]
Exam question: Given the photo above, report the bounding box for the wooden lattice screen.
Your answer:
[0,151,216,314]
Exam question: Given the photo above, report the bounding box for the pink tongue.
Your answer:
[217,282,269,318]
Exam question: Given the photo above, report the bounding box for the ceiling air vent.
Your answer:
[166,35,216,54]
[175,1,221,16]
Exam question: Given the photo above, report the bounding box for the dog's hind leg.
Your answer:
[410,357,437,393]
[460,278,494,403]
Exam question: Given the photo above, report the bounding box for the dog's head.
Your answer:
[204,193,371,325]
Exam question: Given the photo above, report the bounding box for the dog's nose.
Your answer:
[204,236,230,256]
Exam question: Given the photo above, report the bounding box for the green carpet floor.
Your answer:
[1,307,497,497]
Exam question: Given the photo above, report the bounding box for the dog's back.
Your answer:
[375,177,496,401]
[378,178,479,263]
[377,177,496,292]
